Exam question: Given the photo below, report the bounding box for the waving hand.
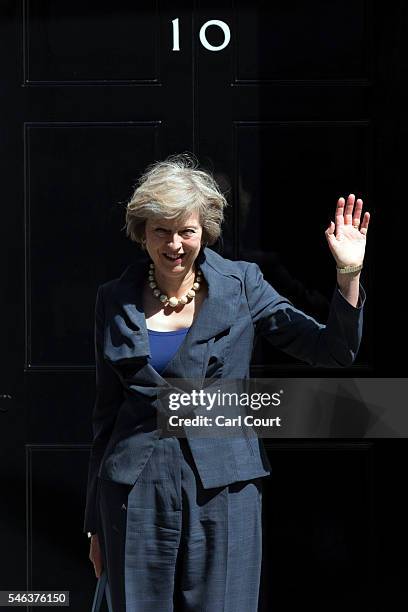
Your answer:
[325,194,370,268]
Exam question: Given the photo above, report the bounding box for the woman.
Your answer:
[84,153,370,611]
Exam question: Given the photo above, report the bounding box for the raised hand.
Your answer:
[325,194,370,268]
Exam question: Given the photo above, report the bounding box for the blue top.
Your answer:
[147,327,190,374]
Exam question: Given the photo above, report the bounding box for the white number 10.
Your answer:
[172,18,231,51]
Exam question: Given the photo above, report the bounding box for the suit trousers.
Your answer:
[97,436,263,612]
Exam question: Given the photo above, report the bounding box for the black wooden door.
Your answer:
[1,1,406,610]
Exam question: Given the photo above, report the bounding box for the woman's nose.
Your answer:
[167,234,182,248]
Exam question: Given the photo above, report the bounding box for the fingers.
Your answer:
[95,559,104,578]
[91,555,104,578]
[335,197,345,229]
[335,194,367,231]
[89,537,104,578]
[352,198,363,228]
[359,211,370,235]
[324,221,336,247]
[336,193,356,226]
[344,194,355,225]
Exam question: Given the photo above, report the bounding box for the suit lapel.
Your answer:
[103,252,151,362]
[103,247,241,381]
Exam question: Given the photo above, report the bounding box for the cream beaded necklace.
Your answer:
[148,262,202,308]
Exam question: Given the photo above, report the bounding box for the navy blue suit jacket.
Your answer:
[83,246,366,534]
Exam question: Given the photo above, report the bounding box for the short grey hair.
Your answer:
[124,152,228,247]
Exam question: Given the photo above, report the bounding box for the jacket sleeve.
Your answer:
[244,262,366,368]
[83,285,124,534]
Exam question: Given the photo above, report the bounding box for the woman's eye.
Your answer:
[154,228,195,237]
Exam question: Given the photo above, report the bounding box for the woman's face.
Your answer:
[144,211,203,279]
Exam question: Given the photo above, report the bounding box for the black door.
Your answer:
[1,1,406,610]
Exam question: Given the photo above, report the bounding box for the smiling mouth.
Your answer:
[163,253,185,261]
